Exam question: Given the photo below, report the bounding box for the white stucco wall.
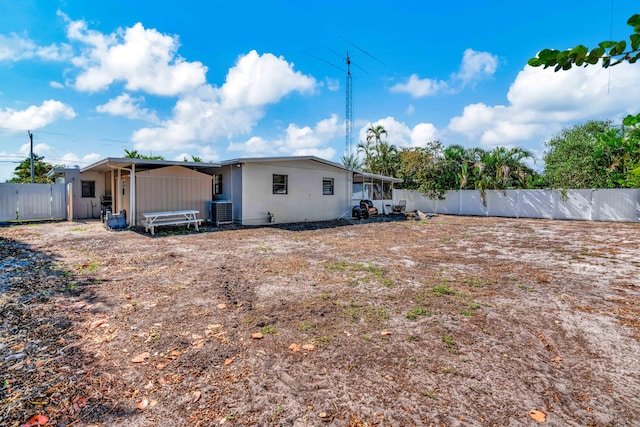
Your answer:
[239,160,349,225]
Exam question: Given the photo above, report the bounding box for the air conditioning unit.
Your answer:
[209,201,233,226]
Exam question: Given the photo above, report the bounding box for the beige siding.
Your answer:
[135,166,212,223]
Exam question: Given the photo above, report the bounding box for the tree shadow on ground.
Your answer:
[0,237,134,426]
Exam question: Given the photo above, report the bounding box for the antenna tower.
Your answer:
[344,51,353,160]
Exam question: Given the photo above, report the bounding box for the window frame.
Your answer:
[272,174,288,195]
[322,177,334,195]
[214,175,223,195]
[81,180,96,198]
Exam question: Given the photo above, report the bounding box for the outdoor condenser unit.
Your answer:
[209,201,233,226]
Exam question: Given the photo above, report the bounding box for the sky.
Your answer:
[0,1,639,182]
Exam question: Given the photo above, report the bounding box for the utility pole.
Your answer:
[28,131,34,183]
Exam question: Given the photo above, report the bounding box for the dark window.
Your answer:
[214,175,223,195]
[273,174,288,194]
[322,178,334,195]
[81,180,95,198]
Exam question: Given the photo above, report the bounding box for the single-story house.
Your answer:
[48,156,402,226]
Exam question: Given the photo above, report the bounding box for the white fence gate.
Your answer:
[0,183,68,221]
[394,188,640,222]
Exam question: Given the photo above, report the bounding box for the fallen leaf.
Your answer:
[380,331,392,336]
[89,319,107,330]
[554,356,562,362]
[34,360,44,368]
[192,391,202,403]
[22,414,49,427]
[136,398,149,410]
[217,303,227,309]
[529,410,546,422]
[301,344,315,351]
[289,343,301,352]
[149,400,158,407]
[131,352,151,363]
[224,358,234,366]
[251,333,264,339]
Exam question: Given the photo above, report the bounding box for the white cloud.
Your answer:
[132,51,317,152]
[325,77,340,91]
[390,74,448,97]
[357,116,440,149]
[228,114,341,159]
[0,33,71,62]
[0,100,75,130]
[50,81,64,89]
[453,49,498,85]
[96,93,159,123]
[63,15,207,95]
[58,152,101,167]
[220,50,316,108]
[447,63,640,147]
[16,143,52,157]
[391,49,498,97]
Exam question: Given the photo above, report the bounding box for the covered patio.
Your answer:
[352,171,403,215]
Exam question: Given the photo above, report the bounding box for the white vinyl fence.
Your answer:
[0,183,68,221]
[394,188,640,222]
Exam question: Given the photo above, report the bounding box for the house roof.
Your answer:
[221,156,403,183]
[49,155,402,183]
[57,157,223,176]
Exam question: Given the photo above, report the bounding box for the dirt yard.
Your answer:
[1,215,639,426]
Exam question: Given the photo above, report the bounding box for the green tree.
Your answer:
[543,121,613,188]
[7,154,58,183]
[357,124,399,177]
[528,14,640,70]
[341,151,361,170]
[123,149,165,160]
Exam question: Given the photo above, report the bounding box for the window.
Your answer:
[214,175,223,195]
[81,180,95,198]
[273,174,288,194]
[322,178,334,195]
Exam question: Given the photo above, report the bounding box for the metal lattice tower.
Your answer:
[344,51,353,159]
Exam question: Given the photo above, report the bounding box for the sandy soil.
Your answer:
[1,215,639,426]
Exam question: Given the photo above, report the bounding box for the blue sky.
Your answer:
[1,0,639,181]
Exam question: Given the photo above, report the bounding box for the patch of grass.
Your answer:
[406,307,430,320]
[420,390,437,399]
[432,285,458,296]
[442,335,456,346]
[462,277,490,288]
[326,260,349,272]
[363,333,372,341]
[469,302,481,310]
[460,310,473,316]
[261,325,276,334]
[381,278,395,288]
[320,293,331,300]
[257,244,273,252]
[344,304,389,323]
[296,320,314,332]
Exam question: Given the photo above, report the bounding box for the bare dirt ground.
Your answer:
[1,215,639,426]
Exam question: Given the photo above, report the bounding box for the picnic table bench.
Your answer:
[141,210,202,235]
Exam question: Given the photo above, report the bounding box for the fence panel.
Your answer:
[591,189,639,222]
[0,184,18,220]
[553,190,592,220]
[394,188,639,222]
[435,190,460,214]
[459,190,488,216]
[0,183,67,221]
[519,190,554,219]
[485,190,518,217]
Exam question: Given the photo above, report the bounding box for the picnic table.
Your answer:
[141,210,202,235]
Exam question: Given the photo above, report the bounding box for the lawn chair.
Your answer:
[392,200,406,214]
[359,200,378,217]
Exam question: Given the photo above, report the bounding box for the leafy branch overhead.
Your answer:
[528,14,640,70]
